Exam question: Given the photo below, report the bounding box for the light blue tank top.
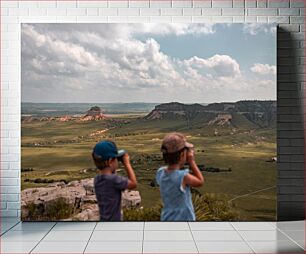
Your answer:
[156,167,196,221]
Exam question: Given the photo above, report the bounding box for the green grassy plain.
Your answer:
[21,114,276,221]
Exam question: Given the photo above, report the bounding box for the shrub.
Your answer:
[23,198,74,221]
[21,168,33,172]
[45,198,74,220]
[193,193,239,221]
[123,203,162,221]
[123,193,239,221]
[23,202,44,221]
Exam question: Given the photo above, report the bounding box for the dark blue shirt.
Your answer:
[94,174,128,221]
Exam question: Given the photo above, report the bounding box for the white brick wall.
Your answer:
[0,0,305,219]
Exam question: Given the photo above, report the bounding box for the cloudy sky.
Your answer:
[21,23,276,103]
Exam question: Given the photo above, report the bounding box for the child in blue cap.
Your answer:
[92,140,137,221]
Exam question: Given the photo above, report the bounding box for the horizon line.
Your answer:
[21,99,276,104]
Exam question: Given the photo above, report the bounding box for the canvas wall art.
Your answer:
[21,23,276,221]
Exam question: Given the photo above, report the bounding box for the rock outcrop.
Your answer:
[208,114,232,126]
[59,115,72,122]
[21,178,141,221]
[81,106,106,121]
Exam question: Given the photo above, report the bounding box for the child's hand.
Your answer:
[122,153,131,166]
[184,148,204,187]
[122,153,137,189]
[187,148,195,164]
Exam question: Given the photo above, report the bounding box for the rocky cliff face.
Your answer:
[145,102,206,120]
[144,100,276,129]
[21,178,141,221]
[80,106,107,121]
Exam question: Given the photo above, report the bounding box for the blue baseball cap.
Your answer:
[92,141,126,161]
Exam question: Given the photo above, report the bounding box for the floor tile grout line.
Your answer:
[229,222,237,231]
[142,222,145,254]
[230,222,240,232]
[187,222,200,254]
[29,222,58,254]
[276,227,305,251]
[268,221,277,229]
[0,220,21,236]
[141,230,192,231]
[230,223,256,254]
[83,222,97,254]
[85,240,239,242]
[139,229,192,230]
[230,222,277,231]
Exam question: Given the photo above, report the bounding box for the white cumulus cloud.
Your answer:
[183,54,241,78]
[250,63,276,75]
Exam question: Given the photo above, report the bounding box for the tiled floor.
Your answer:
[0,218,304,254]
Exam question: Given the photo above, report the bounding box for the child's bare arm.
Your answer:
[122,153,137,189]
[183,149,204,187]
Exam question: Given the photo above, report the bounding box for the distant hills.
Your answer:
[22,101,277,129]
[144,101,276,129]
[22,105,110,123]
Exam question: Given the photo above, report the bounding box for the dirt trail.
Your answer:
[229,185,276,202]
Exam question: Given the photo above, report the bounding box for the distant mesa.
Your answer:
[144,100,276,129]
[80,106,107,122]
[86,106,103,116]
[144,102,205,120]
[22,106,107,123]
